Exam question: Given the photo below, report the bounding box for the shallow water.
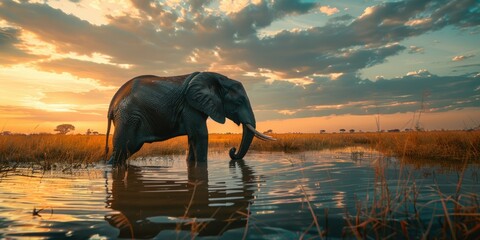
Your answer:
[0,149,479,239]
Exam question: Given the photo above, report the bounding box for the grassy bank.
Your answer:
[0,131,478,166]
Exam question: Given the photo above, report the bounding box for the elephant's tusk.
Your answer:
[245,124,277,141]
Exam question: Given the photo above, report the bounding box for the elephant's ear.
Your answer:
[186,72,226,124]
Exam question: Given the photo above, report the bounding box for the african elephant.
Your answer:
[105,72,274,165]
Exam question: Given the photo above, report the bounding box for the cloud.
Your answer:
[1,0,478,85]
[216,0,478,80]
[278,109,297,115]
[452,54,475,61]
[41,89,114,105]
[249,70,479,121]
[0,88,113,123]
[219,0,259,14]
[319,6,339,16]
[0,27,45,65]
[405,18,432,27]
[406,69,431,77]
[0,105,104,122]
[35,58,135,85]
[0,0,479,127]
[408,45,424,54]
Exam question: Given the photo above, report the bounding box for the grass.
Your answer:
[0,131,478,167]
[0,134,104,169]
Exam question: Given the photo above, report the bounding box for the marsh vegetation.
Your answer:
[1,131,478,167]
[0,131,479,238]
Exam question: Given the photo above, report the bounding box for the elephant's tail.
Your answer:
[104,111,113,161]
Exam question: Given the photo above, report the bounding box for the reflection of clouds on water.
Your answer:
[0,167,112,239]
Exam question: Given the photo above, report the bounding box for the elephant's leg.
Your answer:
[109,140,144,165]
[187,129,208,162]
[108,120,144,165]
[186,143,195,162]
[184,116,209,162]
[108,133,128,165]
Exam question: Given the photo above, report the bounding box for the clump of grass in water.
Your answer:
[339,156,480,238]
[288,135,480,239]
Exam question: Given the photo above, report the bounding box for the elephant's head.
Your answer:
[185,72,275,160]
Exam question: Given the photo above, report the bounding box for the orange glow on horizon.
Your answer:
[2,108,478,135]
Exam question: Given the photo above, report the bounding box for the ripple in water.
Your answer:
[0,148,479,239]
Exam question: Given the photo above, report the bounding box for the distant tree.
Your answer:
[349,129,355,133]
[263,129,273,134]
[54,124,75,135]
[387,129,400,132]
[320,130,326,134]
[1,131,12,136]
[339,129,346,133]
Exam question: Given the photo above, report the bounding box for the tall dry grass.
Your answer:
[0,134,105,169]
[0,130,478,166]
[371,131,479,162]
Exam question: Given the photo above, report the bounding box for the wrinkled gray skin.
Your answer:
[105,72,270,165]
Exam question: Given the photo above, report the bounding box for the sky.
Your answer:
[0,0,479,134]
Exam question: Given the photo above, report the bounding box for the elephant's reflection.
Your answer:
[105,160,258,238]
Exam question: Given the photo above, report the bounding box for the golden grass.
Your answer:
[0,131,478,167]
[0,134,104,169]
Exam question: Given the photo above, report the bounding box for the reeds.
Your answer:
[339,156,480,239]
[0,134,104,169]
[0,131,478,166]
[371,131,480,162]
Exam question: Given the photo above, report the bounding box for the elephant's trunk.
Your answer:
[229,123,276,160]
[229,123,255,160]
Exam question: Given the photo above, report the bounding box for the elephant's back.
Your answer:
[108,78,135,115]
[111,74,188,102]
[108,74,192,121]
[135,74,190,86]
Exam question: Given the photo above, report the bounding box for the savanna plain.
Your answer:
[0,131,479,239]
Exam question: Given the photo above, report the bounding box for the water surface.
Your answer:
[1,149,479,239]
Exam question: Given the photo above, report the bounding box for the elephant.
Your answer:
[105,71,275,165]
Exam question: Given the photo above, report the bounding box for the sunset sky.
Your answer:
[0,0,479,134]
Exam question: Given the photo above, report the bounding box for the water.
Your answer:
[0,149,479,239]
